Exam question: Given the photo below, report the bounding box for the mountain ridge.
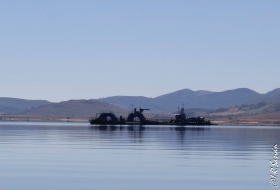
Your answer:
[100,88,266,111]
[19,100,129,118]
[1,88,280,117]
[0,97,50,113]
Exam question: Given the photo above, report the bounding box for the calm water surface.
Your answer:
[0,122,279,190]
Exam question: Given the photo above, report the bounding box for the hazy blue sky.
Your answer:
[1,0,279,102]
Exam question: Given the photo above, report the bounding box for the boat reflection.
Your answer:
[89,125,207,132]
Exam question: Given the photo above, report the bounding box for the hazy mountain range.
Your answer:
[0,97,50,113]
[100,88,280,111]
[19,100,129,118]
[1,88,280,118]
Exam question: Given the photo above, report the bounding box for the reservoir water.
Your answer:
[0,122,279,190]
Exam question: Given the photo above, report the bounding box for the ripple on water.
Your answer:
[0,122,279,190]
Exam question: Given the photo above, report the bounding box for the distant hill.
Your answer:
[99,96,154,111]
[0,97,50,113]
[245,102,280,115]
[247,88,280,104]
[208,102,280,117]
[155,88,260,110]
[19,100,130,118]
[100,88,269,112]
[1,88,280,118]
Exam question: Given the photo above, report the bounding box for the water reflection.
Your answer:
[1,122,280,190]
[87,125,280,153]
[89,125,207,132]
[0,123,279,156]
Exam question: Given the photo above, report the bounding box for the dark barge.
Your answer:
[89,106,213,126]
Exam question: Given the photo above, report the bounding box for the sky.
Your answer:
[1,0,279,102]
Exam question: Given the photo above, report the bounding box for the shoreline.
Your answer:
[0,118,279,126]
[1,113,280,126]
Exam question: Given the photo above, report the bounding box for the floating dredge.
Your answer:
[89,106,212,126]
